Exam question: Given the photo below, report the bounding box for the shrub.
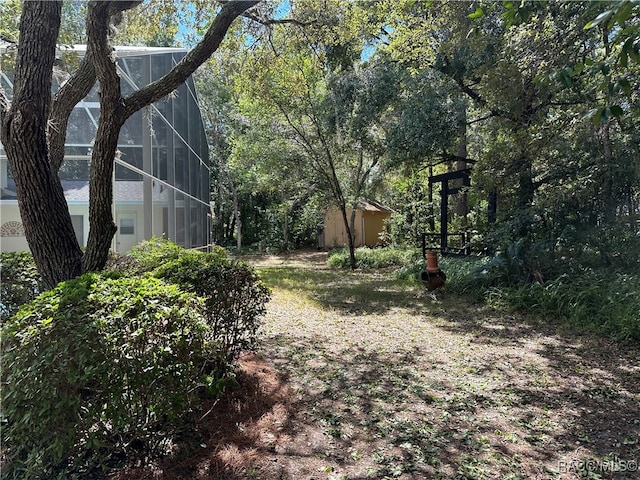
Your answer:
[108,237,270,375]
[126,236,184,270]
[151,249,271,370]
[1,273,215,478]
[487,271,640,341]
[109,237,228,275]
[0,251,43,322]
[390,253,490,299]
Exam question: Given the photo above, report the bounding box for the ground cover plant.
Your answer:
[328,246,640,341]
[327,247,422,270]
[113,250,640,479]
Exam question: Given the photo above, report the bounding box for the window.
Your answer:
[120,218,135,235]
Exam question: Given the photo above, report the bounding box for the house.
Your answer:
[0,45,211,254]
[322,200,393,248]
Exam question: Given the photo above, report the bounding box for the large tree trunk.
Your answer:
[1,1,83,289]
[82,1,124,272]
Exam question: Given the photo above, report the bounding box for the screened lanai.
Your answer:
[0,45,211,253]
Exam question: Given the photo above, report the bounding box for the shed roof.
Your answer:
[357,200,393,213]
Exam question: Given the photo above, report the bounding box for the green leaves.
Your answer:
[468,7,484,19]
[619,36,640,67]
[0,0,20,43]
[582,2,639,124]
[587,104,626,126]
[584,9,615,30]
[0,252,43,321]
[584,0,638,31]
[1,272,213,477]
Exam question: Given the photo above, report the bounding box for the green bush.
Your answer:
[1,273,215,478]
[391,253,490,299]
[107,236,228,275]
[108,237,270,373]
[487,271,640,340]
[151,249,270,370]
[0,251,43,322]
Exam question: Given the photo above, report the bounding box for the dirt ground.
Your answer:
[116,250,640,480]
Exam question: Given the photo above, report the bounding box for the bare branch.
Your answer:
[0,87,9,121]
[0,33,17,44]
[467,113,496,125]
[0,87,10,144]
[242,11,315,27]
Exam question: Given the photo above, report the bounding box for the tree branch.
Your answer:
[0,87,9,143]
[48,54,96,172]
[48,1,141,173]
[0,33,17,44]
[467,113,496,125]
[82,0,131,273]
[122,0,259,118]
[242,11,314,27]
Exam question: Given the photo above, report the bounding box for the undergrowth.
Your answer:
[486,272,640,340]
[328,245,640,341]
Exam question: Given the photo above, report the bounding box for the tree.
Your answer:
[0,0,258,288]
[230,7,400,267]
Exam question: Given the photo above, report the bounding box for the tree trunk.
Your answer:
[517,160,535,211]
[515,156,535,238]
[428,165,435,232]
[282,204,289,250]
[232,185,242,250]
[598,122,615,224]
[338,203,357,270]
[82,1,124,272]
[1,1,83,289]
[455,115,468,226]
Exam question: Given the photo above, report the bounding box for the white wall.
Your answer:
[0,203,29,252]
[0,202,157,255]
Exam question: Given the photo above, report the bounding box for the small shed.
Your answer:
[322,200,393,248]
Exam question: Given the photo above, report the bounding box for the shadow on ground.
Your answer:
[261,327,640,479]
[254,258,640,479]
[433,302,640,476]
[124,255,640,479]
[110,354,295,480]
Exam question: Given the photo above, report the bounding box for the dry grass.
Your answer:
[116,250,640,480]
